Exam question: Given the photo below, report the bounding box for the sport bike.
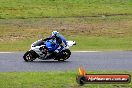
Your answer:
[23,39,76,62]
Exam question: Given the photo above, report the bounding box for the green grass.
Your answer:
[0,16,132,51]
[0,71,131,88]
[69,36,132,51]
[0,0,132,18]
[0,2,132,51]
[1,36,132,51]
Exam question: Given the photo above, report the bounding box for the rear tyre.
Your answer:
[23,51,36,62]
[57,49,71,61]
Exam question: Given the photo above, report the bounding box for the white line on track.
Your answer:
[0,51,101,53]
[72,51,101,52]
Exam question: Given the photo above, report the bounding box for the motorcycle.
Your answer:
[23,39,76,62]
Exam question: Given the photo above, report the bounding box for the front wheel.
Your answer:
[23,51,36,62]
[57,49,71,61]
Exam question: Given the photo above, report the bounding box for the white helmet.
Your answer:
[52,31,60,37]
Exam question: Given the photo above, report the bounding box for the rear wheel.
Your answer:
[23,51,36,62]
[57,49,71,61]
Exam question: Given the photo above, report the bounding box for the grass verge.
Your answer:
[0,16,132,51]
[0,71,131,88]
[0,36,132,51]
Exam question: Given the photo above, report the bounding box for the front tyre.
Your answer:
[23,51,36,62]
[58,49,71,61]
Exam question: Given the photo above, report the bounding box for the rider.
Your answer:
[43,31,67,53]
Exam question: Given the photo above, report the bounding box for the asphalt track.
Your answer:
[0,51,132,72]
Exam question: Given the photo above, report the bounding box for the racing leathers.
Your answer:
[43,34,67,53]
